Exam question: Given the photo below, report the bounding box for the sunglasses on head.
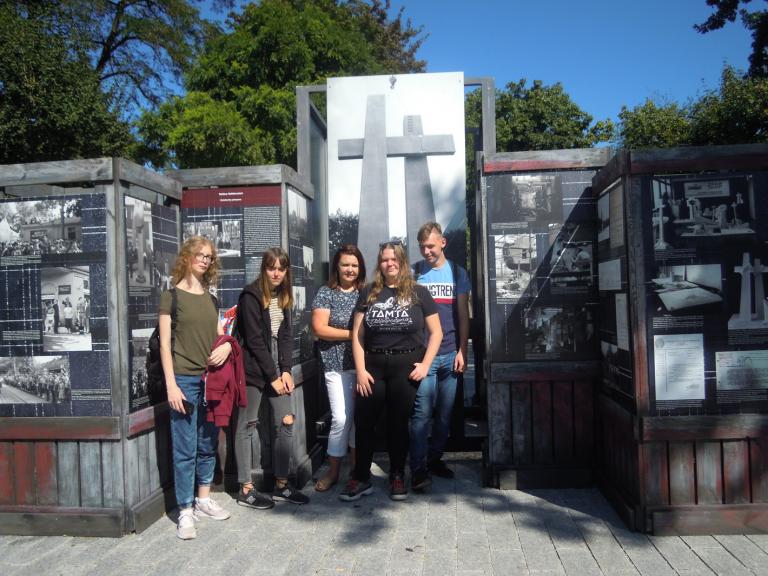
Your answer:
[379,239,403,249]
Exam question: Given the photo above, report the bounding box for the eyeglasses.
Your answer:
[195,252,214,263]
[379,239,403,249]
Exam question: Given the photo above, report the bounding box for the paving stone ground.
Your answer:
[2,453,767,576]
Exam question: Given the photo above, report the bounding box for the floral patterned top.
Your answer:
[311,285,358,373]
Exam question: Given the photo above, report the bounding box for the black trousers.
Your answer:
[353,349,421,481]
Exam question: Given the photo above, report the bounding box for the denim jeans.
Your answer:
[170,374,219,509]
[234,384,293,483]
[409,350,458,472]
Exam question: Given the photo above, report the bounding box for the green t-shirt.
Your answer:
[159,288,219,376]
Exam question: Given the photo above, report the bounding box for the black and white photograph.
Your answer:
[292,285,306,326]
[652,176,754,251]
[490,174,563,225]
[41,266,92,352]
[288,188,308,241]
[126,196,155,288]
[652,263,722,312]
[130,327,153,411]
[0,198,83,263]
[302,245,314,279]
[597,192,610,243]
[523,305,595,359]
[494,233,537,302]
[182,218,242,258]
[0,355,70,404]
[548,222,594,290]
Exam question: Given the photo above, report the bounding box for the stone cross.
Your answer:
[338,94,455,265]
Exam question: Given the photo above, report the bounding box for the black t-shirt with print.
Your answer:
[356,284,437,351]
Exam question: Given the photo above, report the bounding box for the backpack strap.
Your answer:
[170,288,178,354]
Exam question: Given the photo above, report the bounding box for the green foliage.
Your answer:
[135,92,270,169]
[616,65,768,148]
[5,0,231,111]
[138,0,426,169]
[689,65,768,144]
[0,5,133,163]
[617,100,691,149]
[696,0,768,78]
[467,79,614,153]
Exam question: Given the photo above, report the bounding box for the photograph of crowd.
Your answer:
[130,327,154,410]
[41,266,92,352]
[183,219,242,258]
[0,355,70,404]
[288,188,309,240]
[0,198,83,261]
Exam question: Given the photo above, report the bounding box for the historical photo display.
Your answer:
[126,198,179,412]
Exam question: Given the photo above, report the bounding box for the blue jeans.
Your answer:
[409,351,458,472]
[170,374,219,509]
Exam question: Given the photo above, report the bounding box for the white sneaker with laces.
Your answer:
[194,496,231,520]
[176,508,197,540]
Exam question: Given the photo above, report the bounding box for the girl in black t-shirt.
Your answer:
[339,241,442,502]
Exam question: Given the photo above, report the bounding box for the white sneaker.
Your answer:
[176,508,197,540]
[194,496,231,521]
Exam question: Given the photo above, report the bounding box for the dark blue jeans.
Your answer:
[170,374,219,509]
[409,350,458,472]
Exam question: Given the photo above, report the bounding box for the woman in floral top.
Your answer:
[311,244,367,491]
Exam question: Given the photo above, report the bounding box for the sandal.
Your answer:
[314,474,339,492]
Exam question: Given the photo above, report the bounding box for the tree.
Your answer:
[616,65,768,148]
[696,0,768,78]
[0,5,133,163]
[689,65,768,144]
[616,99,691,149]
[466,79,614,153]
[5,0,232,112]
[137,0,426,169]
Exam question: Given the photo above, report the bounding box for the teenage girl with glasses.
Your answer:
[160,235,232,540]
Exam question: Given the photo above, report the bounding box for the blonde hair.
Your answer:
[171,236,220,288]
[367,241,418,306]
[257,247,293,309]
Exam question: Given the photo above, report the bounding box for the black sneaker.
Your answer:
[237,487,275,510]
[338,478,374,502]
[272,484,310,505]
[389,472,407,501]
[428,459,454,479]
[411,468,432,491]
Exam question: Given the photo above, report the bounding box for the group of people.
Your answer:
[44,296,90,335]
[160,221,469,541]
[0,237,81,257]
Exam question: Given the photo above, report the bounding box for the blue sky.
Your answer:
[388,0,753,123]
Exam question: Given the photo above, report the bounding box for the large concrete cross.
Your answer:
[338,94,455,264]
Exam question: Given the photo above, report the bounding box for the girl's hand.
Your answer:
[167,384,187,414]
[409,362,429,382]
[208,341,232,367]
[356,371,374,397]
[282,371,295,393]
[270,377,286,395]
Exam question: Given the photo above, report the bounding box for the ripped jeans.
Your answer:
[234,384,293,482]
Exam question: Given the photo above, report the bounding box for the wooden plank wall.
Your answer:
[641,438,768,508]
[0,439,124,508]
[503,378,595,473]
[597,396,639,505]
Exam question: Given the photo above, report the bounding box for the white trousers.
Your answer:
[325,370,356,457]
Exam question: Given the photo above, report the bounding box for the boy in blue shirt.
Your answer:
[410,222,470,489]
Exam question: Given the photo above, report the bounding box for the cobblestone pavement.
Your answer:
[2,453,768,575]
